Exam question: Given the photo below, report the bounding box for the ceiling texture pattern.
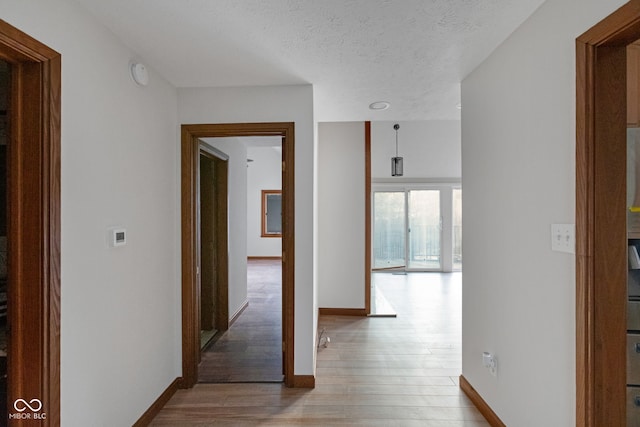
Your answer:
[74,0,546,121]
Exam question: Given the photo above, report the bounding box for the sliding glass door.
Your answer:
[453,188,462,270]
[373,192,406,269]
[372,185,461,272]
[407,190,441,270]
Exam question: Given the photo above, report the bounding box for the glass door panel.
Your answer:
[453,188,462,270]
[373,192,406,269]
[408,190,441,270]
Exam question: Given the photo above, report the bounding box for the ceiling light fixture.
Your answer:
[369,101,390,110]
[391,123,403,177]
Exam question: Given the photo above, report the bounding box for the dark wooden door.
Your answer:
[199,154,217,333]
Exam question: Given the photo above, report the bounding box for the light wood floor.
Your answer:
[151,269,489,426]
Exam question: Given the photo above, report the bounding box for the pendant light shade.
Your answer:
[391,123,403,177]
[391,156,403,176]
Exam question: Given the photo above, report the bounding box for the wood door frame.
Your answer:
[0,20,61,425]
[181,123,295,388]
[365,121,371,315]
[198,147,229,337]
[576,2,640,425]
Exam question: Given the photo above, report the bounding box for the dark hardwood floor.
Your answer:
[152,269,489,426]
[198,259,283,383]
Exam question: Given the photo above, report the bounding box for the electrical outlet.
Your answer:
[551,224,575,254]
[482,352,498,377]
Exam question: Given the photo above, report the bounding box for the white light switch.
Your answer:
[551,224,575,254]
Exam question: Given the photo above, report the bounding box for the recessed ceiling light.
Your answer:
[369,101,390,110]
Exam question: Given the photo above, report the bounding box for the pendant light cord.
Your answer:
[394,123,400,157]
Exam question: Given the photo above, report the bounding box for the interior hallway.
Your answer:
[152,270,488,426]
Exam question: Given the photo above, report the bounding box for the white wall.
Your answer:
[317,122,365,308]
[461,0,625,425]
[371,120,461,180]
[202,138,248,316]
[247,146,282,257]
[1,1,180,425]
[178,84,316,375]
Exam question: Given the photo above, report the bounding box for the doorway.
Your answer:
[181,123,295,388]
[197,136,284,383]
[576,3,640,425]
[0,20,61,424]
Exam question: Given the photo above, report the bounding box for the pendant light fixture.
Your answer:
[391,123,403,176]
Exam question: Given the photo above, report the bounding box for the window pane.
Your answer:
[373,192,406,269]
[266,194,282,234]
[408,190,440,269]
[453,188,462,270]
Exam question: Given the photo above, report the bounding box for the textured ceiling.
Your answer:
[74,0,545,121]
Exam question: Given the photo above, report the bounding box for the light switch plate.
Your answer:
[551,224,575,254]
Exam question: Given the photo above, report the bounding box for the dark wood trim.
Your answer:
[0,20,59,62]
[261,189,282,238]
[228,300,249,327]
[198,148,229,333]
[133,378,180,427]
[215,157,229,331]
[248,256,283,260]
[576,32,596,427]
[180,125,199,387]
[0,20,61,425]
[181,123,295,388]
[577,2,640,47]
[318,308,368,316]
[364,121,371,315]
[459,375,506,427]
[292,375,315,388]
[575,3,640,425]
